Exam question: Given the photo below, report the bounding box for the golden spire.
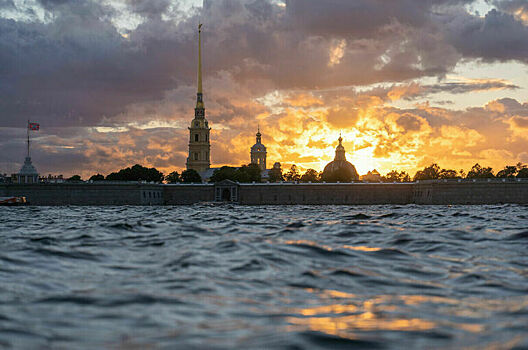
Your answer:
[196,23,204,109]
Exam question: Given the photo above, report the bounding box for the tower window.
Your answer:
[195,153,199,160]
[195,134,199,142]
[195,122,199,127]
[205,134,208,142]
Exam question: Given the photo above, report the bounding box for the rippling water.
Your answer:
[1,205,528,349]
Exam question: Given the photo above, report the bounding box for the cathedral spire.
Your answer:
[196,23,204,110]
[187,23,211,173]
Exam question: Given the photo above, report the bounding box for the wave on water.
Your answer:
[0,205,528,349]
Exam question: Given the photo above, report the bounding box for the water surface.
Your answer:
[1,205,528,349]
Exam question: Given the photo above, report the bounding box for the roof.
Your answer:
[323,160,360,179]
[251,143,267,152]
[18,157,38,175]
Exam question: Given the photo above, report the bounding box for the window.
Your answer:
[195,122,199,127]
[195,153,199,160]
[195,134,199,142]
[205,134,208,142]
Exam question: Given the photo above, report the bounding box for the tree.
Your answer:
[268,163,283,182]
[67,175,82,182]
[165,171,181,184]
[413,163,441,181]
[210,166,239,183]
[238,163,262,183]
[300,169,320,183]
[517,168,528,178]
[439,169,459,179]
[466,163,494,179]
[181,169,202,183]
[106,164,164,182]
[89,174,104,181]
[382,170,411,183]
[496,165,518,178]
[284,165,301,182]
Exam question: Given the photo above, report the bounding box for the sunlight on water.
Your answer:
[0,205,527,349]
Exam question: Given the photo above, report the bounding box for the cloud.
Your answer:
[444,8,528,62]
[1,0,528,177]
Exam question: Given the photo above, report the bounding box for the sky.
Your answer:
[1,0,528,178]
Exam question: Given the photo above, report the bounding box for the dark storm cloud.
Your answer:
[495,0,528,13]
[426,80,519,94]
[0,0,14,10]
[1,0,528,129]
[444,8,528,62]
[0,0,198,127]
[283,0,474,38]
[126,0,171,18]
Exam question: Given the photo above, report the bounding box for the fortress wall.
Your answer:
[163,184,214,205]
[413,180,528,205]
[2,181,528,206]
[238,183,414,205]
[0,183,163,206]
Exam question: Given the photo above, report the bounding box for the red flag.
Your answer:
[28,122,39,131]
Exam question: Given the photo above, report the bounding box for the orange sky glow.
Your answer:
[1,0,528,178]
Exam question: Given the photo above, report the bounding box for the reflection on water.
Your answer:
[0,205,528,349]
[286,289,488,340]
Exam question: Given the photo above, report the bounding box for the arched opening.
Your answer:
[222,188,231,201]
[195,134,199,142]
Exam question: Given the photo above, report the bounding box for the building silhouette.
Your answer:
[186,24,211,173]
[322,135,359,182]
[250,126,267,171]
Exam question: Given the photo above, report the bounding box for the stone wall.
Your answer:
[0,183,163,206]
[163,184,214,205]
[238,183,413,205]
[413,179,528,205]
[2,180,527,206]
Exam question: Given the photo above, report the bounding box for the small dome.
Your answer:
[251,143,267,152]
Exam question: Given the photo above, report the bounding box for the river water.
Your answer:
[1,205,527,349]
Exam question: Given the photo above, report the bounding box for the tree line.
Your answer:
[69,161,528,184]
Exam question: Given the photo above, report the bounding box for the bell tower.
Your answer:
[250,126,267,171]
[186,24,211,173]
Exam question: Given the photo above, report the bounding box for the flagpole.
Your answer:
[27,120,30,158]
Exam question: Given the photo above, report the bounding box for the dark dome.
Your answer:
[323,160,359,180]
[321,135,359,181]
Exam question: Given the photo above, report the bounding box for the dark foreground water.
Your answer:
[1,205,528,349]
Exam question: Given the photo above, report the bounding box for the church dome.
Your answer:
[322,135,359,181]
[323,159,358,177]
[251,143,266,152]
